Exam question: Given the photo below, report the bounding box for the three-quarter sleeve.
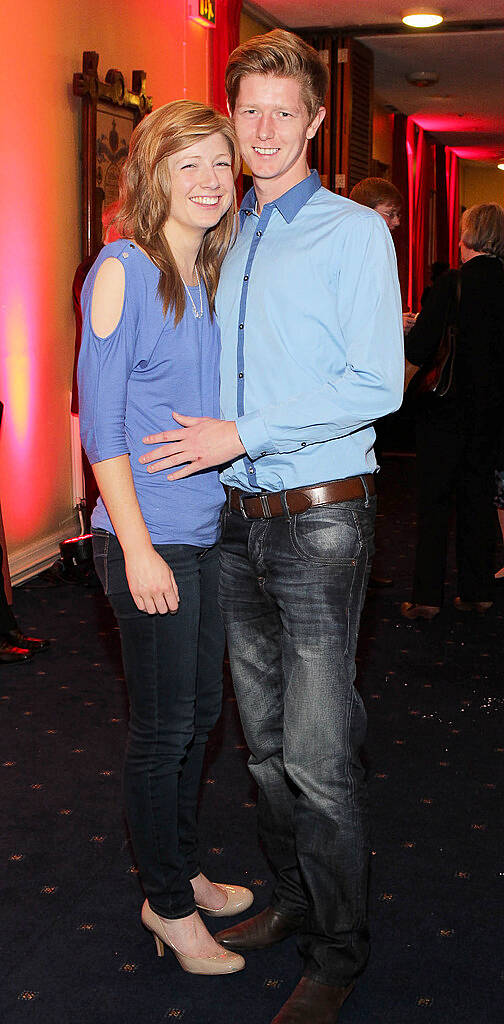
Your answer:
[77,257,138,465]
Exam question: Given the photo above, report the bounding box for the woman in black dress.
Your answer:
[402,203,504,619]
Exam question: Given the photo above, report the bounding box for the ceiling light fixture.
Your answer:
[498,163,504,171]
[406,70,439,86]
[403,13,444,28]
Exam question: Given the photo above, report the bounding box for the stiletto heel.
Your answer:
[141,901,245,975]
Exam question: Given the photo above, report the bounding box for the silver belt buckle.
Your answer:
[260,494,272,518]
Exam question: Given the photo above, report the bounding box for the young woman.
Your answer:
[78,101,251,975]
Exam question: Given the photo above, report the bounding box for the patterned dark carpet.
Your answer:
[2,457,503,1024]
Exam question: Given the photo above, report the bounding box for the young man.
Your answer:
[141,30,404,1023]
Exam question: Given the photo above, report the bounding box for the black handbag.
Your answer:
[416,272,461,397]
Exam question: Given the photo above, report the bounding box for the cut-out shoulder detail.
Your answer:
[91,257,126,339]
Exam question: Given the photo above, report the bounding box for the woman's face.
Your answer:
[165,132,234,238]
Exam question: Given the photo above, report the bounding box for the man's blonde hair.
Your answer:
[225,29,329,123]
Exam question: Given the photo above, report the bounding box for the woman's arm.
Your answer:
[86,257,179,615]
[404,358,420,393]
[405,270,455,369]
[93,456,179,615]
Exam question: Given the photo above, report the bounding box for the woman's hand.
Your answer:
[402,312,417,335]
[125,545,179,614]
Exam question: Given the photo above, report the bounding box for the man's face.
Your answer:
[374,202,401,232]
[232,74,325,198]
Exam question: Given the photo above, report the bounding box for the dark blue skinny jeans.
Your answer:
[92,530,224,919]
[219,494,376,986]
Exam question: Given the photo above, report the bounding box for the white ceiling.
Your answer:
[244,1,504,165]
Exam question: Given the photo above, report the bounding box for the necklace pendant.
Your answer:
[194,311,203,319]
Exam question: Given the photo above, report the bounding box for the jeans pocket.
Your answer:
[92,531,109,593]
[289,505,361,565]
[92,530,127,595]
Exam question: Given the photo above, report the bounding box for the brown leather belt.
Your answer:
[225,474,375,519]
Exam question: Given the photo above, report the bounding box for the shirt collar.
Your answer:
[240,170,322,225]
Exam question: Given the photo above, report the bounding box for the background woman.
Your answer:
[402,203,504,619]
[78,101,251,974]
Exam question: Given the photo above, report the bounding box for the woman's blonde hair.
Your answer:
[225,29,329,123]
[460,203,504,260]
[110,100,240,323]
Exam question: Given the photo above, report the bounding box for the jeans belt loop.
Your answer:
[279,490,291,518]
[360,474,370,508]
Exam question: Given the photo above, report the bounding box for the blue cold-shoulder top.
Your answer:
[78,239,224,547]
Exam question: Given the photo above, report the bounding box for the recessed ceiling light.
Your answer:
[403,13,444,28]
[406,70,440,86]
[498,162,504,171]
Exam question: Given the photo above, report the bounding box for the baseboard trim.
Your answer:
[10,514,81,586]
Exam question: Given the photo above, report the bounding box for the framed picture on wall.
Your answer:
[73,52,152,260]
[96,103,135,215]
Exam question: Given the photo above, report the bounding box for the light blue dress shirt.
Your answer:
[216,170,404,493]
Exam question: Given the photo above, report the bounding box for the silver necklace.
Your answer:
[183,267,203,319]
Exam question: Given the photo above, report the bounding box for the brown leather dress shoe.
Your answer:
[215,906,300,950]
[271,977,354,1024]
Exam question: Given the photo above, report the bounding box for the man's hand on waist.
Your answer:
[140,413,245,480]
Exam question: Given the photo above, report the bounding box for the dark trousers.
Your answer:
[413,402,496,606]
[92,531,224,919]
[219,495,376,986]
[0,544,16,634]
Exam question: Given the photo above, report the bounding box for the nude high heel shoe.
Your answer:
[141,900,245,975]
[196,884,254,918]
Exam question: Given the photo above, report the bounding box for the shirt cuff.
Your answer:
[236,411,278,461]
[86,442,131,465]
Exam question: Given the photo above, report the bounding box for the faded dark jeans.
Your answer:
[219,494,376,986]
[92,530,224,919]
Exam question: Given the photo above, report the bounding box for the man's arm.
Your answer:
[141,214,404,479]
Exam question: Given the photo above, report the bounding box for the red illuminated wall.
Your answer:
[0,1,213,576]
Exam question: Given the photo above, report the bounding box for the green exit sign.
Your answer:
[187,0,216,28]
